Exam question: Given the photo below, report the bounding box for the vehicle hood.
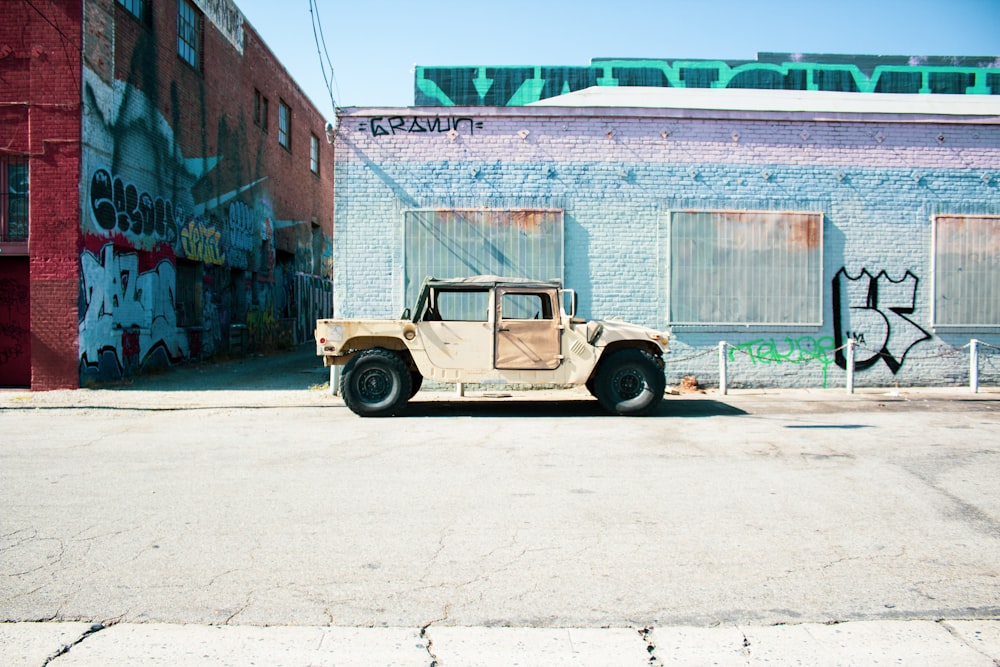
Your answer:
[592,317,670,351]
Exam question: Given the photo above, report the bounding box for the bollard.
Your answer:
[456,382,465,397]
[846,338,855,394]
[330,364,340,396]
[719,341,728,395]
[970,339,980,394]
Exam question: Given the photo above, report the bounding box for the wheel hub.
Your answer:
[357,368,391,402]
[613,368,645,400]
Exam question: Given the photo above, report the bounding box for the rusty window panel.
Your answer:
[403,209,564,311]
[933,215,1000,328]
[669,210,823,326]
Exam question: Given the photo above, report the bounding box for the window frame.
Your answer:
[500,291,555,320]
[0,156,29,251]
[278,100,291,150]
[117,0,150,25]
[310,134,320,174]
[422,287,491,322]
[254,89,269,133]
[931,214,1000,330]
[668,209,824,327]
[177,0,202,71]
[402,208,565,311]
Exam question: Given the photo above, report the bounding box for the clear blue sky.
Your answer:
[235,0,1000,119]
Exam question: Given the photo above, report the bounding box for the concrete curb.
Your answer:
[2,620,999,666]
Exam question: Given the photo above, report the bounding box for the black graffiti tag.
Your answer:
[364,116,484,137]
[832,268,931,374]
[90,168,179,244]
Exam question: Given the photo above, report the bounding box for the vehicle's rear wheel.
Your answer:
[340,348,412,417]
[593,348,665,416]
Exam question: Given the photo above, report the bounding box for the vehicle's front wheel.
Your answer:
[593,348,665,416]
[340,348,412,417]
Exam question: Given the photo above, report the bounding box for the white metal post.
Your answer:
[719,341,728,395]
[970,339,980,394]
[330,364,340,396]
[456,382,465,397]
[846,338,855,394]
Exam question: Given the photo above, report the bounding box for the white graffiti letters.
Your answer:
[80,244,188,368]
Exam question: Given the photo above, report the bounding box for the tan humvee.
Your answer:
[315,276,670,416]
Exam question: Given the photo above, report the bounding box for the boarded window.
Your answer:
[670,210,823,325]
[403,209,563,308]
[933,215,1000,327]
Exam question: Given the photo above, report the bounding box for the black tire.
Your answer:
[340,349,412,417]
[409,371,423,398]
[593,348,665,416]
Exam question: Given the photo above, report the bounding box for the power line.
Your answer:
[308,0,340,112]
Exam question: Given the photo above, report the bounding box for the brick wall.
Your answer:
[77,0,333,385]
[0,1,83,390]
[332,107,1000,389]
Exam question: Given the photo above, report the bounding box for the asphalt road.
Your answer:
[2,344,999,630]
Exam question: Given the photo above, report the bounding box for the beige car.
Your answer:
[316,276,670,416]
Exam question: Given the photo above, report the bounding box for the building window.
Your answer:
[177,0,202,70]
[117,0,150,24]
[310,134,320,174]
[254,89,269,132]
[669,210,823,325]
[933,214,1000,328]
[1,157,29,243]
[402,209,564,308]
[278,101,291,150]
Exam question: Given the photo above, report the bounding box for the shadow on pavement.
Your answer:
[114,343,328,392]
[401,397,749,418]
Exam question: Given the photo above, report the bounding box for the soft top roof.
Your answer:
[422,275,562,290]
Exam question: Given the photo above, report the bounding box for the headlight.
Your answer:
[648,331,669,345]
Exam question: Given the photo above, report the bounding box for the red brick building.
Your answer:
[0,0,334,389]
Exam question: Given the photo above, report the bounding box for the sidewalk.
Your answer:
[3,620,1000,666]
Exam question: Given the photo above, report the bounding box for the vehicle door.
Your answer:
[418,288,492,370]
[494,287,561,370]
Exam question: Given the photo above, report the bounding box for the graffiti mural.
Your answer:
[78,58,330,382]
[361,116,484,137]
[180,218,226,265]
[416,55,1000,106]
[79,241,188,379]
[89,168,180,245]
[228,201,255,269]
[729,335,837,387]
[832,268,931,374]
[294,272,333,343]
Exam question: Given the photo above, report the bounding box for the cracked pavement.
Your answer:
[1,345,999,663]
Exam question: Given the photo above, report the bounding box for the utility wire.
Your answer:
[308,0,340,112]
